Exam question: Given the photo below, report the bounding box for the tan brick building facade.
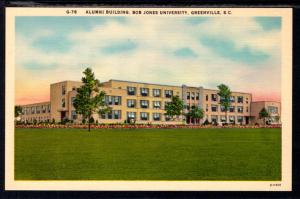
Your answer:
[19,79,280,125]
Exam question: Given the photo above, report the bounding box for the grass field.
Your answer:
[15,128,281,181]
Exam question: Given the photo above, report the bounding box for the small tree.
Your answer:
[259,107,269,126]
[164,96,184,120]
[73,68,109,132]
[187,106,204,124]
[15,105,22,118]
[217,84,231,124]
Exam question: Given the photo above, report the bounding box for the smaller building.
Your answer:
[250,101,281,125]
[20,101,51,123]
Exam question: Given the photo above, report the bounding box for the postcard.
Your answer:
[5,7,292,191]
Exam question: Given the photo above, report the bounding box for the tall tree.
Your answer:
[259,107,269,126]
[187,106,204,124]
[15,105,22,118]
[164,96,184,121]
[217,84,231,124]
[73,68,109,132]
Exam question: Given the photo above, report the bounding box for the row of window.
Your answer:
[211,115,244,123]
[127,99,171,109]
[206,94,248,104]
[22,105,51,115]
[186,92,200,100]
[267,106,279,114]
[127,87,174,98]
[23,116,51,122]
[205,105,249,113]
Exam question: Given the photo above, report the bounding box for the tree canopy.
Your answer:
[73,68,110,131]
[164,96,184,120]
[217,84,231,124]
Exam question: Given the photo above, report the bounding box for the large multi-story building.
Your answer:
[19,79,280,125]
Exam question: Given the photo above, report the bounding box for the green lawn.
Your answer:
[15,128,281,181]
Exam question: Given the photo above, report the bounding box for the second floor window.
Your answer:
[196,93,200,100]
[191,92,195,100]
[211,105,218,112]
[140,100,149,108]
[220,105,226,112]
[62,98,65,108]
[237,106,243,113]
[165,90,173,98]
[140,88,149,96]
[187,92,190,100]
[230,96,235,103]
[105,96,122,106]
[211,94,218,102]
[127,112,136,120]
[206,95,208,101]
[153,101,161,109]
[127,87,136,95]
[71,97,75,106]
[127,99,136,108]
[229,106,235,112]
[237,96,243,103]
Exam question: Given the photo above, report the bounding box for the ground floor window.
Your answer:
[237,116,243,123]
[211,115,218,123]
[221,115,226,123]
[229,116,235,123]
[127,112,136,121]
[140,112,149,120]
[71,111,77,120]
[153,113,161,121]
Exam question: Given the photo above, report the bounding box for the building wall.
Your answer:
[201,89,252,124]
[20,102,51,123]
[250,101,281,124]
[50,81,82,122]
[20,79,279,125]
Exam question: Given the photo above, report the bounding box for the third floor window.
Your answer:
[165,90,173,98]
[153,89,161,97]
[127,87,136,95]
[140,88,149,96]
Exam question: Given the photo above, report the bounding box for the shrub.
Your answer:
[203,119,210,125]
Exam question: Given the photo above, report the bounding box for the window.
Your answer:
[62,85,66,95]
[114,96,121,105]
[153,101,161,109]
[31,107,35,114]
[153,89,161,97]
[206,95,208,101]
[229,116,235,123]
[42,106,46,113]
[36,106,40,114]
[246,106,249,112]
[221,116,227,123]
[267,106,278,114]
[165,115,171,121]
[165,90,173,98]
[113,110,121,119]
[237,116,243,123]
[48,105,51,113]
[140,100,149,108]
[206,104,208,112]
[229,106,235,113]
[246,97,249,104]
[237,106,243,113]
[127,87,136,95]
[211,105,218,112]
[71,111,77,120]
[71,97,75,106]
[107,111,113,119]
[196,93,200,100]
[211,115,218,123]
[127,112,136,120]
[72,87,76,91]
[187,92,190,100]
[211,94,218,102]
[127,99,136,108]
[230,96,235,103]
[153,113,161,121]
[191,92,195,100]
[62,98,65,108]
[140,88,149,96]
[140,112,149,120]
[105,96,122,105]
[237,96,243,103]
[186,104,190,111]
[220,105,226,112]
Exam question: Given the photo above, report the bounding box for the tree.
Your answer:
[217,84,231,124]
[73,68,110,132]
[15,105,22,118]
[259,107,269,126]
[164,96,184,120]
[187,106,204,124]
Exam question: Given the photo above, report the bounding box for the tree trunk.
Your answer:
[226,111,228,124]
[88,114,91,132]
